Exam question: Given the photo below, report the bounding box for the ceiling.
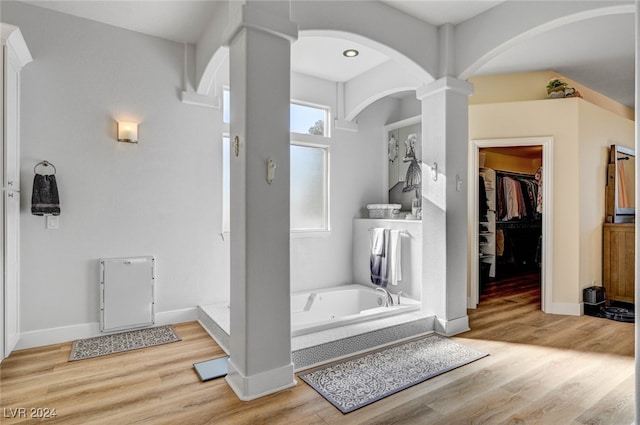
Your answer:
[17,0,636,108]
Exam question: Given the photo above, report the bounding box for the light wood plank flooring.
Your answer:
[1,277,634,424]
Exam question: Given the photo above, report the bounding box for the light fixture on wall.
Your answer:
[343,49,359,58]
[117,121,138,143]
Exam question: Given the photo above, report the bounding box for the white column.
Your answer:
[417,77,473,336]
[224,2,298,401]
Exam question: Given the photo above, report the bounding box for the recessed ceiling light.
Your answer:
[343,49,359,58]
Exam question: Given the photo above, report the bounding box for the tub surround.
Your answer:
[198,302,434,371]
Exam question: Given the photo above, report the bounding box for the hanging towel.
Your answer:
[370,228,386,286]
[387,229,402,286]
[31,174,60,216]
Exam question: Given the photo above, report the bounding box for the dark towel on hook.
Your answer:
[31,174,60,215]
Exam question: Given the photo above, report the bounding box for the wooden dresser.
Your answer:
[603,223,635,304]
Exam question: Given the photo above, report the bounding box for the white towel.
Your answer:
[387,229,402,285]
[370,228,385,255]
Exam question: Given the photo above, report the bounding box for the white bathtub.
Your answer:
[291,284,420,336]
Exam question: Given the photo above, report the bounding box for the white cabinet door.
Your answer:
[4,190,19,357]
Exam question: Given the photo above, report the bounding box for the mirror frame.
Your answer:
[606,144,635,223]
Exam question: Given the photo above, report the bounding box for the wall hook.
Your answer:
[431,162,438,181]
[266,159,276,184]
[233,136,240,157]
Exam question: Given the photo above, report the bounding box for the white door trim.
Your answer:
[469,137,553,313]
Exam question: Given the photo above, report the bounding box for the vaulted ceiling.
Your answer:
[16,0,636,108]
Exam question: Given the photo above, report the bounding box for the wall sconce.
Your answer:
[117,121,138,143]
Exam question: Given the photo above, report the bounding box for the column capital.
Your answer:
[223,3,299,46]
[416,76,474,100]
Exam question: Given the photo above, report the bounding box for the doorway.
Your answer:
[470,137,553,312]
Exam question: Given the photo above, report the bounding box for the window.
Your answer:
[290,143,329,231]
[222,89,230,124]
[290,102,328,137]
[221,139,329,234]
[221,90,330,235]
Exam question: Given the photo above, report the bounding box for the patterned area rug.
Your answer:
[299,334,488,414]
[69,325,181,361]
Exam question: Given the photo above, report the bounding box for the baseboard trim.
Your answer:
[551,302,581,316]
[434,315,470,336]
[15,307,198,350]
[225,359,296,401]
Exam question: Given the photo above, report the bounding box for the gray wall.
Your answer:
[5,2,223,332]
[4,2,396,338]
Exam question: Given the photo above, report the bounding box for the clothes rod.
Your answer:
[494,169,536,178]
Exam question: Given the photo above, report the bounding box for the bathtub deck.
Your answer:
[198,304,435,370]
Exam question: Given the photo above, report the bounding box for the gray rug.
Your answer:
[69,325,180,361]
[299,334,488,413]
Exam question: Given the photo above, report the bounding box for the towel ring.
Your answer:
[34,160,56,175]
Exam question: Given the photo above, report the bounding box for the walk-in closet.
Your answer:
[479,146,543,303]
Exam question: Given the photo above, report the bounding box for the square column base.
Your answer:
[434,315,470,336]
[225,359,296,401]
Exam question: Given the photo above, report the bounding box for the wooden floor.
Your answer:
[1,275,635,424]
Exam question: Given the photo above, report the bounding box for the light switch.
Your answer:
[46,215,59,229]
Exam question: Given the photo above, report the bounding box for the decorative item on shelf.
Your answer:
[546,78,568,98]
[546,78,582,99]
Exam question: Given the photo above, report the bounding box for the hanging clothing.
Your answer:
[535,166,543,214]
[479,175,488,220]
[496,229,505,256]
[496,173,541,221]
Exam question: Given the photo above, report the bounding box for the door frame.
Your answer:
[469,136,554,312]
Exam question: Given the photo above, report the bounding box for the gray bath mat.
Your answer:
[69,325,180,361]
[299,334,488,413]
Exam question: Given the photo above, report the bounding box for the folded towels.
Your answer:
[31,174,60,216]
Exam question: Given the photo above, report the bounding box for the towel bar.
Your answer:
[34,160,56,175]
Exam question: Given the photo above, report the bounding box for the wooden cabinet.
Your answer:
[603,223,635,304]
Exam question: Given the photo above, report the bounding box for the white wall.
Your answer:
[5,2,225,333]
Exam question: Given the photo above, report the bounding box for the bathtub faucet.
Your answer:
[375,287,395,307]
